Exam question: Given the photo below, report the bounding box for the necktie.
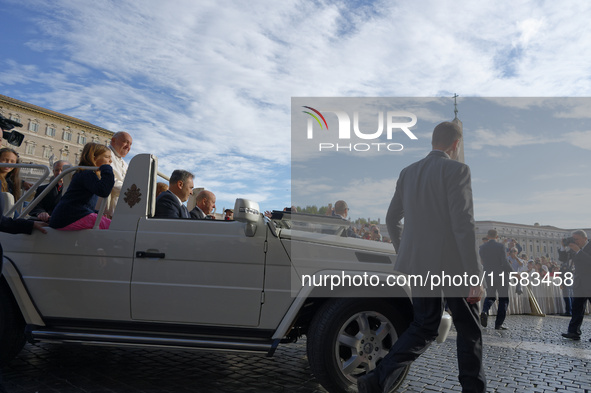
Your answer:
[181,204,189,218]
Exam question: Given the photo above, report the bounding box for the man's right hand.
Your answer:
[37,212,50,222]
[467,285,484,304]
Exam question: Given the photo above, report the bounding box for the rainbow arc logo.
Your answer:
[302,106,328,130]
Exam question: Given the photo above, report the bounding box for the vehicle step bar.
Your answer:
[28,329,275,354]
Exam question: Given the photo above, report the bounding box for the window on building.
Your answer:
[10,115,20,123]
[46,126,56,137]
[78,134,86,145]
[63,130,72,141]
[43,146,51,159]
[25,143,36,156]
[28,121,39,133]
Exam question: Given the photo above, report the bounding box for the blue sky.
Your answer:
[292,97,591,229]
[1,0,590,228]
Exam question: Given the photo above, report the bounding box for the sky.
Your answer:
[1,0,590,228]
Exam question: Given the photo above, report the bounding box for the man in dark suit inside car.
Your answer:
[154,169,194,219]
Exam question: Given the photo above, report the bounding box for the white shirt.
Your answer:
[106,144,128,216]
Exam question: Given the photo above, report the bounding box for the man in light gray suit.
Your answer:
[358,121,486,393]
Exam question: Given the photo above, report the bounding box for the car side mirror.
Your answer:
[234,198,260,237]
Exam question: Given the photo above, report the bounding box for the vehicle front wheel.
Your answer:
[0,279,26,366]
[307,298,410,393]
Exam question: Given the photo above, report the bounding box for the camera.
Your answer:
[0,113,25,147]
[562,236,576,247]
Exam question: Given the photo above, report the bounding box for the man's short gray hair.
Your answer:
[572,230,588,239]
[169,169,194,185]
[53,160,69,169]
[112,131,128,140]
[432,121,462,150]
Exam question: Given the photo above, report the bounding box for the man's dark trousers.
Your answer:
[481,276,509,328]
[568,297,591,336]
[374,295,486,393]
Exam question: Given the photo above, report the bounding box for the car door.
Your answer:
[131,217,266,327]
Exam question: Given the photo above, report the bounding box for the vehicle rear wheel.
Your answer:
[307,299,410,393]
[0,280,26,366]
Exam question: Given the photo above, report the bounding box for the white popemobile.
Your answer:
[0,154,451,393]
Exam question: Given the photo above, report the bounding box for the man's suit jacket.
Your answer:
[386,150,482,294]
[154,190,189,219]
[189,206,207,219]
[573,241,591,297]
[1,195,35,271]
[30,183,62,217]
[479,240,512,275]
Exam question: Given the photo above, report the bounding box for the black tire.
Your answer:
[0,279,26,367]
[307,298,410,393]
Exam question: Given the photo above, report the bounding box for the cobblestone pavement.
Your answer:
[1,315,590,392]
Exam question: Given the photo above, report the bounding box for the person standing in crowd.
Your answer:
[561,230,591,341]
[105,131,132,217]
[224,209,233,220]
[29,160,70,222]
[0,147,23,203]
[357,121,485,393]
[0,140,48,237]
[49,143,114,230]
[480,229,513,330]
[0,124,47,393]
[507,247,524,272]
[558,241,576,316]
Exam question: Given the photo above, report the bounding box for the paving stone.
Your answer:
[0,315,590,392]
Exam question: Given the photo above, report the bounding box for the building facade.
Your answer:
[475,221,591,261]
[0,94,114,183]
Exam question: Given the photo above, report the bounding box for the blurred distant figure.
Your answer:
[156,182,168,198]
[30,160,70,222]
[224,208,234,220]
[332,200,358,238]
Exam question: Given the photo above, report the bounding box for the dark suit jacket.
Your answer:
[386,150,482,295]
[30,182,63,217]
[0,196,34,235]
[154,190,188,219]
[573,241,591,296]
[1,195,35,271]
[189,206,206,219]
[479,239,512,275]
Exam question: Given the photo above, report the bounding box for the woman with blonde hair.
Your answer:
[0,147,23,201]
[49,143,114,230]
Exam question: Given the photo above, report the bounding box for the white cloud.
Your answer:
[475,187,591,228]
[469,127,557,150]
[3,0,591,226]
[563,130,591,151]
